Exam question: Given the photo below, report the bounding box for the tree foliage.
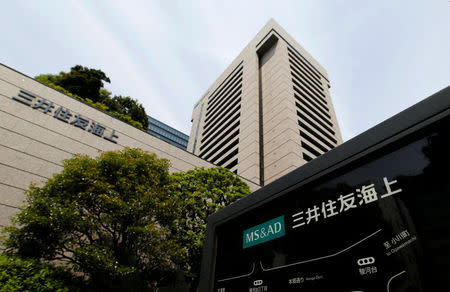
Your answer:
[36,65,110,103]
[103,95,149,130]
[55,65,111,103]
[168,167,251,291]
[0,254,81,292]
[2,149,251,291]
[3,148,184,291]
[35,66,149,131]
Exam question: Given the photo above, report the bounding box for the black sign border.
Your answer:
[199,86,450,292]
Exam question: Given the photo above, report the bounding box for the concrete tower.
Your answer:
[188,19,342,186]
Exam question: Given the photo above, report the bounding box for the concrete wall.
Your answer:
[0,64,259,228]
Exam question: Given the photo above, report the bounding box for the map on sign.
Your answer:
[213,117,450,291]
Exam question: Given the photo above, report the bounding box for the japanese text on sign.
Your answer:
[13,89,119,143]
[291,177,402,230]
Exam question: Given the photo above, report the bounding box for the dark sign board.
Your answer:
[199,86,450,292]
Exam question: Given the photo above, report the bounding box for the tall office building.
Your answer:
[148,115,189,150]
[188,19,342,186]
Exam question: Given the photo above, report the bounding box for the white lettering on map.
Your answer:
[291,177,402,230]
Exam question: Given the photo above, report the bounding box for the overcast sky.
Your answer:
[1,0,449,141]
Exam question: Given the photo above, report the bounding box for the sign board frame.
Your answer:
[199,86,450,292]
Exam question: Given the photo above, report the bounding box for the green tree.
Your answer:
[168,167,251,291]
[103,95,150,130]
[35,66,149,131]
[3,148,184,291]
[34,73,59,85]
[0,254,81,292]
[36,65,111,103]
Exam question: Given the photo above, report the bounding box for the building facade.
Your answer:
[0,64,259,228]
[188,19,342,186]
[148,115,189,150]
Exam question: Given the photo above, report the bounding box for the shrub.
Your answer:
[0,254,81,292]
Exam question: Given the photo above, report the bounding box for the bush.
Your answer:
[3,148,184,291]
[0,254,81,292]
[35,67,148,131]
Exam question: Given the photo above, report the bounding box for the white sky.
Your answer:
[1,0,449,141]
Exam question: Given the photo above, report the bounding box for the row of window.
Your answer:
[295,101,334,135]
[205,65,243,113]
[290,66,325,100]
[148,116,189,140]
[149,126,188,147]
[199,64,242,171]
[287,48,338,164]
[287,47,323,86]
[200,119,240,154]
